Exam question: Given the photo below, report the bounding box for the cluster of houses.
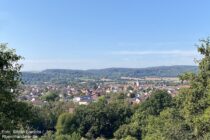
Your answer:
[19,78,185,106]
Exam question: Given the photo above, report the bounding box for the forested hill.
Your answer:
[22,65,198,84]
[86,65,198,77]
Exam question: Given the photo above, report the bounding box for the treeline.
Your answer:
[0,38,210,140]
[22,65,198,85]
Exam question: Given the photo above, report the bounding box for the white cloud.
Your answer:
[116,41,193,47]
[111,50,198,57]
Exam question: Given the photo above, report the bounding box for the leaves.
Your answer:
[55,100,133,139]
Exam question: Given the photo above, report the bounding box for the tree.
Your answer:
[55,99,133,139]
[118,90,172,139]
[0,44,42,132]
[39,131,55,140]
[0,43,30,130]
[178,72,195,84]
[56,113,76,135]
[29,101,76,133]
[179,37,210,118]
[41,91,59,102]
[114,124,141,139]
[144,108,192,140]
[124,135,138,140]
[55,132,81,140]
[137,90,172,116]
[143,38,210,139]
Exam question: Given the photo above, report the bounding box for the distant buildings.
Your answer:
[18,76,186,106]
[73,95,92,105]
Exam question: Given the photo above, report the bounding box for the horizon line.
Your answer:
[21,65,198,72]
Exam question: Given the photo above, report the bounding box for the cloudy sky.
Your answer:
[1,0,209,71]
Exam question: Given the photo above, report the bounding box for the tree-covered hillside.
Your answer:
[22,65,198,84]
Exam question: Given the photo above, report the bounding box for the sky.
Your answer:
[1,0,210,71]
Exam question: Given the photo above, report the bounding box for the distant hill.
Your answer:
[22,65,198,84]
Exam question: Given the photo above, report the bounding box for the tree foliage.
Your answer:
[0,43,33,130]
[114,37,210,140]
[41,91,59,102]
[55,99,133,139]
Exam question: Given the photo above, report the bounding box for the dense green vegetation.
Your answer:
[0,44,75,137]
[0,37,210,140]
[41,91,59,102]
[0,43,34,130]
[56,99,133,139]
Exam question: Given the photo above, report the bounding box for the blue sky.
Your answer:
[1,0,210,71]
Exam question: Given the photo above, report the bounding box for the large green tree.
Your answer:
[114,90,172,139]
[0,44,35,131]
[56,98,133,139]
[146,38,210,139]
[0,43,23,129]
